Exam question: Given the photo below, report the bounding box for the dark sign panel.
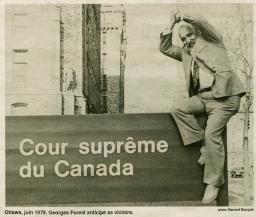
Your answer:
[6,114,227,206]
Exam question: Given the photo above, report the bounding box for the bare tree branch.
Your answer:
[229,51,252,73]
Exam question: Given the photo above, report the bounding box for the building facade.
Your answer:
[100,5,126,113]
[5,4,102,116]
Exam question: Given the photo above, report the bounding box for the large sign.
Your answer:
[6,114,228,206]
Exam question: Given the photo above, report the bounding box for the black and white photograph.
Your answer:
[2,1,254,214]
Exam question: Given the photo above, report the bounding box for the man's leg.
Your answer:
[203,96,241,186]
[171,95,206,145]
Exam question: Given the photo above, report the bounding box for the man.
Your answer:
[159,12,245,203]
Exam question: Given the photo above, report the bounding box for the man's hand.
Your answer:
[162,11,184,35]
[168,11,182,31]
[174,11,183,23]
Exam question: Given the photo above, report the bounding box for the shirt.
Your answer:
[191,58,215,91]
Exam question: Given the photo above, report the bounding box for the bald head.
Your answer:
[178,23,197,38]
[178,23,198,53]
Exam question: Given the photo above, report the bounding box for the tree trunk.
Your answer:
[243,82,251,205]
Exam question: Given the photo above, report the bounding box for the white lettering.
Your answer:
[55,160,69,177]
[19,138,34,156]
[156,140,169,153]
[79,142,90,154]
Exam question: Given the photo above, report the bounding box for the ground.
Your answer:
[229,177,254,206]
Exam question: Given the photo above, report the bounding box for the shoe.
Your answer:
[202,185,219,203]
[198,146,206,165]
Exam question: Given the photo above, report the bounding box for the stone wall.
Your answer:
[61,4,102,114]
[85,5,102,113]
[106,75,120,114]
[61,5,84,115]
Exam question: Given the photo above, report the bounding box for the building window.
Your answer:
[12,49,28,86]
[11,102,28,116]
[12,9,28,36]
[13,13,28,27]
[102,95,107,113]
[102,74,107,91]
[13,49,28,64]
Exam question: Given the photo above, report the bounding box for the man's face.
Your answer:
[179,25,198,53]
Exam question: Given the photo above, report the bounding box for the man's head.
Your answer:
[178,23,198,53]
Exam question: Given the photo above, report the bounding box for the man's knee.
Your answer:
[171,103,188,116]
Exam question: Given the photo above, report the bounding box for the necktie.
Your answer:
[192,59,200,92]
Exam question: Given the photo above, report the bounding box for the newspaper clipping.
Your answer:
[1,0,255,217]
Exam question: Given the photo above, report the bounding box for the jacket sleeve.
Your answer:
[183,13,223,44]
[159,32,182,62]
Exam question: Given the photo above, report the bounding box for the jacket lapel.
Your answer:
[182,37,208,94]
[191,37,208,58]
[181,51,192,92]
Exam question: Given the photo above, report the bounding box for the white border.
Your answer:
[0,0,255,217]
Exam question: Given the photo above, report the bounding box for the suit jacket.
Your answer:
[159,22,245,98]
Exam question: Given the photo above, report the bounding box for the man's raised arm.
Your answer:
[159,14,182,62]
[182,13,223,44]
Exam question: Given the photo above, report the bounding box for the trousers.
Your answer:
[172,94,241,186]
